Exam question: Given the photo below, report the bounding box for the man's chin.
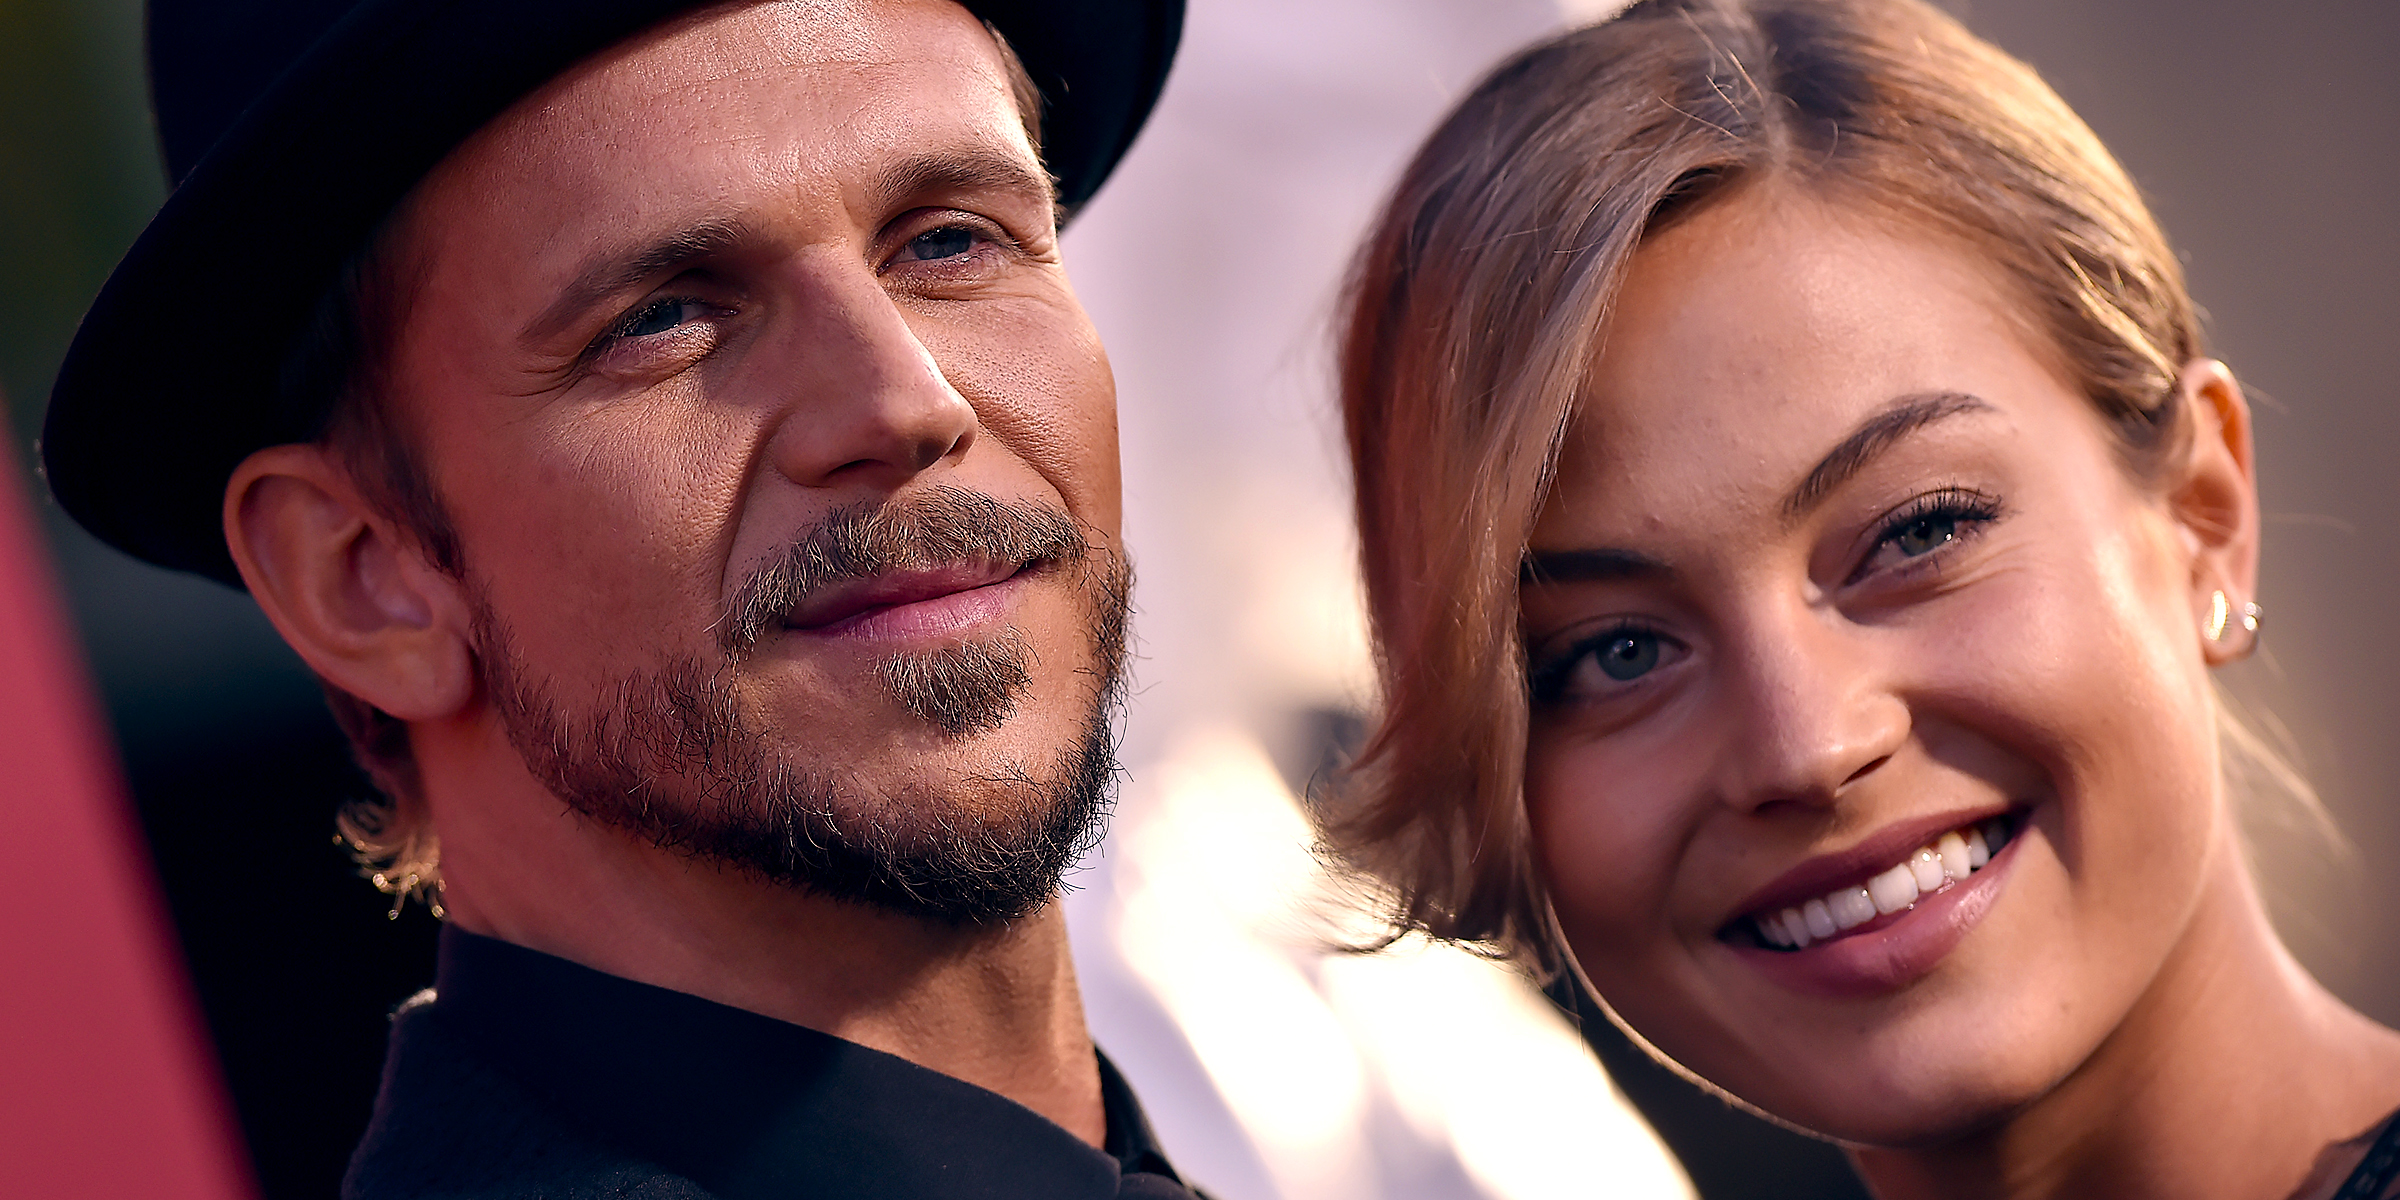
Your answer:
[476,539,1131,926]
[662,706,1118,925]
[498,672,1119,925]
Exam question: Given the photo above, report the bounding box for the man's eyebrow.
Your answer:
[522,215,756,347]
[866,145,1057,220]
[1521,547,1670,585]
[1781,391,1994,520]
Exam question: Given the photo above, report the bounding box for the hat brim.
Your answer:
[42,0,1180,586]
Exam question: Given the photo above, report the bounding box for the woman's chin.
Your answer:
[1594,821,2116,1147]
[1661,999,2080,1151]
[1611,970,2086,1149]
[1755,1076,2033,1152]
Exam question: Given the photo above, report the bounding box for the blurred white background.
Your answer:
[1059,1,1692,1196]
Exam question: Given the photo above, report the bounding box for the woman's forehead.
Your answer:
[1550,192,2065,515]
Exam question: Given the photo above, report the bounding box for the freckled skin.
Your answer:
[1520,189,2400,1198]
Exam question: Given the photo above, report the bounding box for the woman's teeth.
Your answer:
[1753,817,2013,950]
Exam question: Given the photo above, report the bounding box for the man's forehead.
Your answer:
[548,0,1005,116]
[430,0,1024,207]
[388,0,1037,277]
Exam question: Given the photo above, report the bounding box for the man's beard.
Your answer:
[474,487,1132,925]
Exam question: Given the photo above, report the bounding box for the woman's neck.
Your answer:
[1851,844,2400,1200]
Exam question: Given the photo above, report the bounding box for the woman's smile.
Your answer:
[1724,808,2024,999]
[1332,1,2400,1192]
[1520,187,2231,1142]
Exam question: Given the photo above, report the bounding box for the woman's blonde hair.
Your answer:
[1330,0,2211,966]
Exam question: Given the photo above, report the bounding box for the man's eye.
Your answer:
[612,298,707,340]
[904,226,976,262]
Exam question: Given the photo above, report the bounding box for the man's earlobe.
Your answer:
[224,444,474,719]
[2168,359,2263,665]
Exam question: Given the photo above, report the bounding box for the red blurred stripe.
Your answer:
[0,448,257,1199]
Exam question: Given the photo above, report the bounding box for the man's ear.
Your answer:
[223,444,475,720]
[2166,359,2262,665]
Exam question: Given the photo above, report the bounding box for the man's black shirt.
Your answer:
[344,927,1201,1199]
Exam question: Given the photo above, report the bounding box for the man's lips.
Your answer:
[780,559,1029,634]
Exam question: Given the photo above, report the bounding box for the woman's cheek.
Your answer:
[1526,731,1684,952]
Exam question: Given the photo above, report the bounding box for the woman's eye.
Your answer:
[1533,625,1680,705]
[1891,512,1961,558]
[904,226,976,262]
[1856,490,2003,580]
[1589,631,1663,681]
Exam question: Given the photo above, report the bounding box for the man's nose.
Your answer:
[758,268,976,490]
[1713,604,1909,816]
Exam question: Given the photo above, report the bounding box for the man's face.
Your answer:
[381,0,1127,921]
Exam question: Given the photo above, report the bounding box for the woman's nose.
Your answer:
[758,269,977,490]
[1714,607,1909,816]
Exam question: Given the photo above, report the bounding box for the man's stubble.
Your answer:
[474,489,1132,925]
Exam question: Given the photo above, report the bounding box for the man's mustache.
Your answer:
[718,486,1090,655]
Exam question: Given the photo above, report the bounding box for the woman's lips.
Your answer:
[1744,814,2016,950]
[1728,806,2017,921]
[781,559,1029,640]
[1723,812,2027,999]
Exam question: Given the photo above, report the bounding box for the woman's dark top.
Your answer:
[2296,1108,2400,1200]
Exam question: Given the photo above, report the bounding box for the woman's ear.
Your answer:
[223,444,476,720]
[2167,359,2262,665]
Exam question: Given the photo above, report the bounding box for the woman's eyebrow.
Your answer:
[1780,391,1993,520]
[1521,546,1669,585]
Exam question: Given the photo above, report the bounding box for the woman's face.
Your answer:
[1522,188,2250,1143]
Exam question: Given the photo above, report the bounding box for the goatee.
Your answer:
[476,487,1132,924]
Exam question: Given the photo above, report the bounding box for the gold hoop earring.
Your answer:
[2206,590,2264,646]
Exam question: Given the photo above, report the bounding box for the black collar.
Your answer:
[430,926,1193,1200]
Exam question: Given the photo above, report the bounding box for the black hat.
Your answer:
[42,0,1183,586]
